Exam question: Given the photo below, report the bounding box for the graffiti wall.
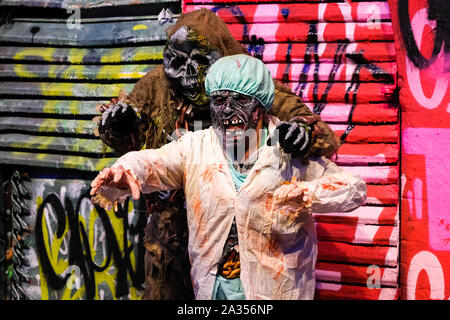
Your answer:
[388,0,450,299]
[0,1,179,299]
[3,172,146,300]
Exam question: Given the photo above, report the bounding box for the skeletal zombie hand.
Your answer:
[268,121,312,159]
[90,166,141,210]
[95,91,147,156]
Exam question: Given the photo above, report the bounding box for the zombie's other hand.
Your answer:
[90,166,141,210]
[268,121,311,159]
[96,94,147,156]
[268,176,313,249]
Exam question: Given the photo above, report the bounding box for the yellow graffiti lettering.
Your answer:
[68,48,88,64]
[134,48,163,61]
[37,196,141,300]
[100,48,123,64]
[42,100,60,114]
[13,47,56,63]
[133,24,148,31]
[14,64,37,78]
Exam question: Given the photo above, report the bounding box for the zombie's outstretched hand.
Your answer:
[95,90,148,156]
[267,176,313,249]
[268,121,312,159]
[90,165,141,210]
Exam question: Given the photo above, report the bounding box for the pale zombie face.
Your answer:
[210,90,265,153]
[163,26,221,107]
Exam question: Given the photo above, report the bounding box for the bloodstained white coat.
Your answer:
[99,116,367,300]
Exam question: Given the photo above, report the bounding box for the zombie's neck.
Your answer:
[231,128,268,174]
[229,118,267,173]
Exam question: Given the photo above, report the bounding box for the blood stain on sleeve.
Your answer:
[266,234,281,258]
[321,180,347,191]
[274,257,284,280]
[321,183,338,191]
[190,195,210,245]
[265,193,274,212]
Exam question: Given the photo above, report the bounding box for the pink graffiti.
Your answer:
[403,128,450,251]
[406,178,423,220]
[407,251,446,300]
[406,8,449,110]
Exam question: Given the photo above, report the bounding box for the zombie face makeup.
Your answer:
[163,26,221,107]
[210,90,265,151]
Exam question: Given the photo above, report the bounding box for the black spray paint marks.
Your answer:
[211,5,265,60]
[290,22,395,144]
[282,41,293,85]
[341,51,397,143]
[295,23,319,98]
[281,8,290,22]
[398,0,449,70]
[280,8,291,81]
[341,51,393,143]
[35,189,146,300]
[293,24,349,117]
[340,63,362,143]
[248,35,266,61]
[346,51,394,84]
[212,5,248,41]
[313,43,348,115]
[30,26,40,44]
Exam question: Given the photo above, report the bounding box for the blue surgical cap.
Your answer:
[205,54,275,110]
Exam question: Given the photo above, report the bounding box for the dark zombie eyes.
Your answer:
[171,56,186,69]
[191,54,210,66]
[211,96,228,105]
[211,92,255,107]
[167,54,210,70]
[237,95,253,104]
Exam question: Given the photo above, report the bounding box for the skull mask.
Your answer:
[163,26,221,108]
[210,90,265,157]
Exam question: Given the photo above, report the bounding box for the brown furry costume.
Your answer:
[104,9,340,299]
[127,9,340,155]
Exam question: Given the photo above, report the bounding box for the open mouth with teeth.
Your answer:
[224,116,246,140]
[179,81,201,98]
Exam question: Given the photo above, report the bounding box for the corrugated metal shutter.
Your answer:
[0,1,180,300]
